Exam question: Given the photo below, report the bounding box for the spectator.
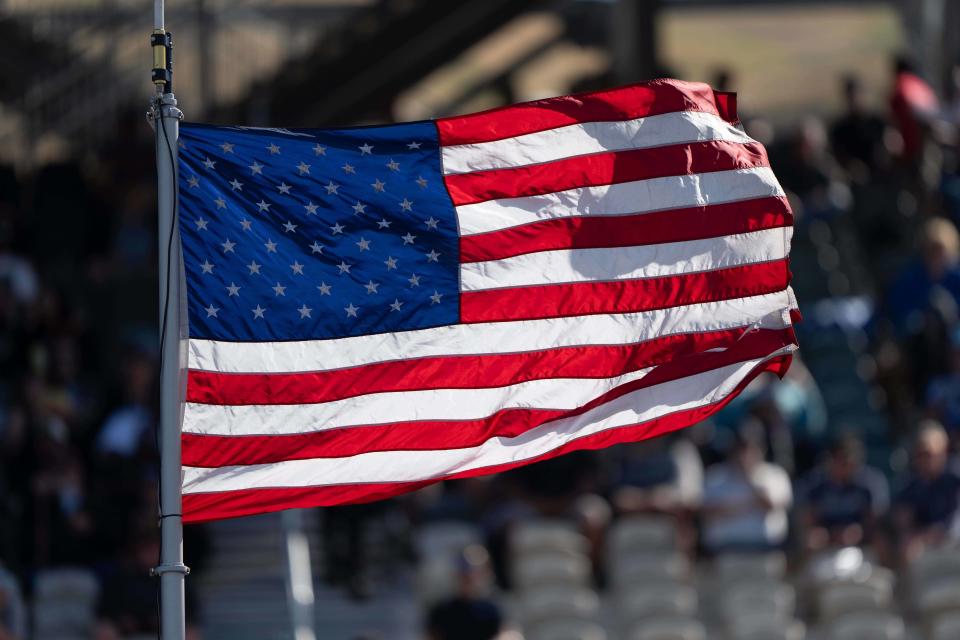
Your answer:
[889,55,940,165]
[610,434,703,515]
[796,433,889,551]
[426,545,502,640]
[830,74,888,177]
[893,420,960,563]
[701,425,793,554]
[884,217,960,337]
[925,325,960,438]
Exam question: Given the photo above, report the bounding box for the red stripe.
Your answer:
[436,79,729,146]
[460,196,792,263]
[182,327,795,466]
[182,354,792,523]
[188,325,755,406]
[461,259,791,324]
[444,140,769,207]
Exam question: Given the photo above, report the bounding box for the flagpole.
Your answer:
[149,1,189,638]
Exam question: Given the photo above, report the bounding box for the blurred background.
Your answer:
[1,0,960,639]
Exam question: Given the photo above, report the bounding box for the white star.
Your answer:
[195,217,209,231]
[230,178,243,191]
[226,282,240,296]
[399,198,413,212]
[187,175,199,188]
[264,239,278,253]
[416,176,428,189]
[267,143,281,155]
[352,201,367,215]
[277,182,292,195]
[337,261,351,275]
[402,232,416,245]
[313,143,326,156]
[364,280,379,294]
[249,161,263,175]
[257,200,271,212]
[408,273,421,287]
[220,142,234,154]
[371,179,386,192]
[407,141,422,150]
[341,163,355,174]
[389,299,403,312]
[309,241,324,254]
[297,162,311,175]
[377,218,392,229]
[252,304,266,319]
[359,143,374,155]
[273,282,287,296]
[290,261,304,275]
[304,202,319,215]
[221,238,236,253]
[355,237,371,252]
[384,256,398,270]
[213,196,226,209]
[202,157,216,170]
[239,218,253,231]
[430,290,443,305]
[205,303,219,317]
[200,260,214,274]
[317,282,332,295]
[425,217,439,230]
[425,249,440,262]
[330,222,345,235]
[344,303,359,318]
[325,181,339,195]
[386,159,400,171]
[247,260,261,275]
[298,304,312,319]
[283,220,297,233]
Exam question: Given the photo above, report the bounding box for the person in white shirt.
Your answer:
[701,423,793,553]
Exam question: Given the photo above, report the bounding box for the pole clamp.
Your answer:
[151,562,191,577]
[151,29,174,93]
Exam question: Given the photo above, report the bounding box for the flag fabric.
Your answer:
[176,79,798,523]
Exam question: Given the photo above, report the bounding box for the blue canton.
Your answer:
[178,122,459,341]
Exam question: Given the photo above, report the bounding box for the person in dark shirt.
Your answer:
[829,75,887,178]
[894,421,960,563]
[797,433,888,551]
[426,546,502,640]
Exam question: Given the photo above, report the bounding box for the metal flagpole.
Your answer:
[149,1,189,638]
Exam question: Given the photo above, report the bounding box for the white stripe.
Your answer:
[460,228,790,292]
[455,167,783,236]
[182,351,792,493]
[188,291,795,373]
[184,367,655,436]
[441,110,754,175]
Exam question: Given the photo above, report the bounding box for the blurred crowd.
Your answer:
[418,56,960,640]
[2,52,960,639]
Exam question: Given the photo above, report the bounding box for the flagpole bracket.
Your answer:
[152,562,191,577]
[146,94,183,131]
[151,29,174,94]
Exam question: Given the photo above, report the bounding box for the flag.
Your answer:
[176,79,798,523]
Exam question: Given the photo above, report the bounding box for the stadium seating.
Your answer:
[828,610,906,640]
[627,616,706,640]
[31,568,100,640]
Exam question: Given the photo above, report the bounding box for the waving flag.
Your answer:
[177,79,798,523]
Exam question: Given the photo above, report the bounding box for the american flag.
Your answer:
[177,79,798,523]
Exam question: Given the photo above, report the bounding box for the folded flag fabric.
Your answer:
[176,79,798,523]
